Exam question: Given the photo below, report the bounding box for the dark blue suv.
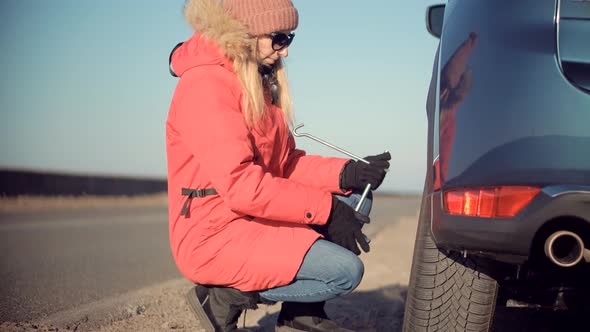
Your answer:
[403,1,590,331]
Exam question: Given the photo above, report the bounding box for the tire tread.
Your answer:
[403,195,499,332]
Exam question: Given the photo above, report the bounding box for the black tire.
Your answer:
[402,193,500,332]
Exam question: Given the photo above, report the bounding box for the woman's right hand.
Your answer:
[339,152,391,191]
[325,196,371,255]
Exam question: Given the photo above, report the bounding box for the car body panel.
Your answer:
[431,186,590,263]
[428,0,590,262]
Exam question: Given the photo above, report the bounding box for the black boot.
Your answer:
[275,301,353,332]
[186,285,259,332]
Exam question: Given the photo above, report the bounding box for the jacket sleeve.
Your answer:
[173,67,332,225]
[282,133,349,194]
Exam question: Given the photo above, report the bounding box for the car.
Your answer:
[402,1,590,331]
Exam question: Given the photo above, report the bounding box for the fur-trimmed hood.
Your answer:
[169,0,256,77]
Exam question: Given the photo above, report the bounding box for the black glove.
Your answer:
[325,196,370,255]
[340,152,391,191]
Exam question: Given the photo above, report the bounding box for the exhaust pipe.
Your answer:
[544,230,590,267]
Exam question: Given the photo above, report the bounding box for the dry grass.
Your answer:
[0,192,169,213]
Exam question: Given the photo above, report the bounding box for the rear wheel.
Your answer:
[403,194,500,332]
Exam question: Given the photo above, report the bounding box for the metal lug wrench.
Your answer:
[292,123,389,231]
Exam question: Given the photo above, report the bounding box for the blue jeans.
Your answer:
[259,192,372,303]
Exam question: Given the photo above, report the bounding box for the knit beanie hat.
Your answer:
[223,0,299,36]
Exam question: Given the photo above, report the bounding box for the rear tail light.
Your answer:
[443,186,541,218]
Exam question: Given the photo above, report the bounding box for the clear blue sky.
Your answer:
[0,0,441,193]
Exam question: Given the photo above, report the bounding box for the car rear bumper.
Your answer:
[430,185,590,264]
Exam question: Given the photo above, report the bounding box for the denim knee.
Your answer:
[257,240,365,302]
[332,250,364,296]
[335,191,373,217]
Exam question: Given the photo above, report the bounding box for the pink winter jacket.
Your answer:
[166,33,349,291]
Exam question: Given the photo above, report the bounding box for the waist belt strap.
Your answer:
[181,187,218,216]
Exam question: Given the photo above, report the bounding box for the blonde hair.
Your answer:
[231,49,294,127]
[183,0,294,127]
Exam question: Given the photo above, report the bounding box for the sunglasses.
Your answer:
[269,32,295,51]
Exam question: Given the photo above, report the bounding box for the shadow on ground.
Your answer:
[492,307,590,332]
[247,284,590,332]
[251,284,408,332]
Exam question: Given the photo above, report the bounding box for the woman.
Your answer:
[166,0,390,331]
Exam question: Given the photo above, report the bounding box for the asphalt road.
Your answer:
[0,206,179,322]
[0,195,421,323]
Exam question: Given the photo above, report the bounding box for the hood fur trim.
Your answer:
[184,0,256,61]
